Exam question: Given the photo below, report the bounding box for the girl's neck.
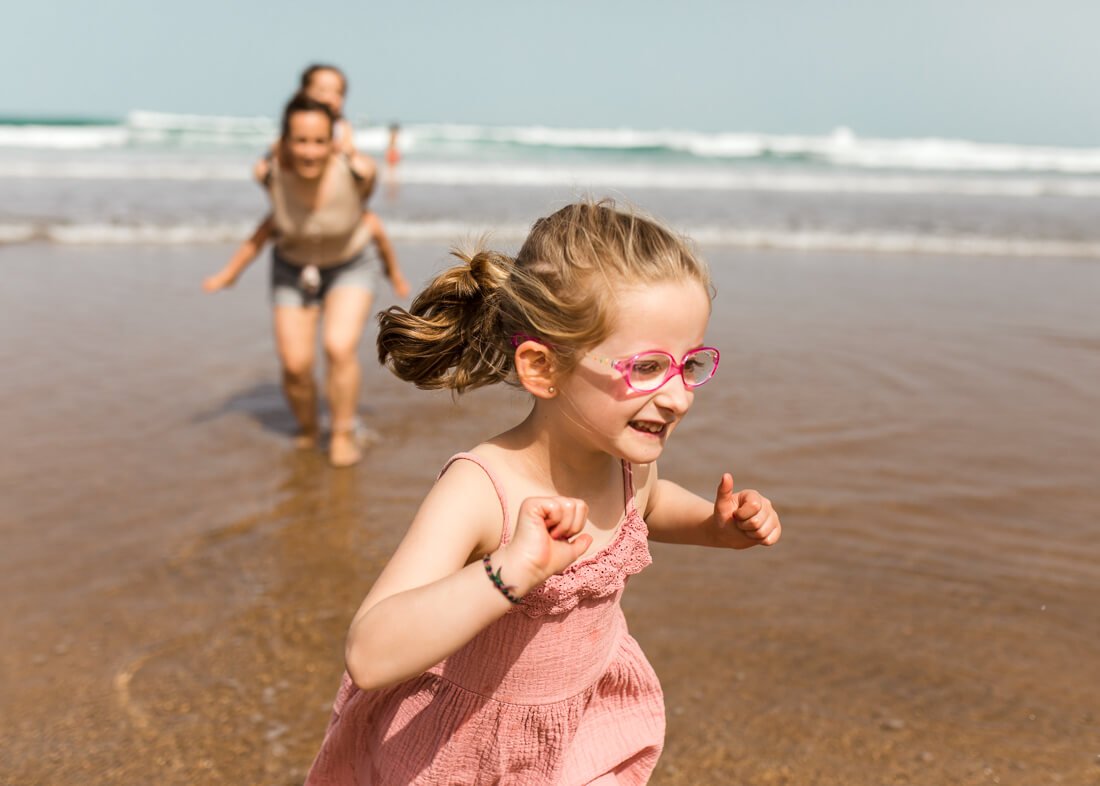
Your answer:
[496,408,619,497]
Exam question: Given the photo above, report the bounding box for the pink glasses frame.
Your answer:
[510,334,720,393]
[586,347,721,393]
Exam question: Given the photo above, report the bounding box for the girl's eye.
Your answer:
[630,359,666,378]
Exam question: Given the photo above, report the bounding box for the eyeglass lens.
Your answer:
[627,349,717,390]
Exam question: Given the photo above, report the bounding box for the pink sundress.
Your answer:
[304,453,664,785]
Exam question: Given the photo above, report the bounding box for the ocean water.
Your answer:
[4,112,1100,785]
[2,110,1100,258]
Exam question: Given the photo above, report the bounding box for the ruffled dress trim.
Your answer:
[440,453,653,618]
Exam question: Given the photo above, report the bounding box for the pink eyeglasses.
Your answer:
[510,334,719,393]
[587,347,720,393]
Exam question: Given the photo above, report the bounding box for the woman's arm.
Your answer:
[345,460,590,691]
[202,215,274,292]
[642,462,782,549]
[364,213,410,298]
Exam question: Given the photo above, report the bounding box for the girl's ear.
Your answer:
[514,340,557,398]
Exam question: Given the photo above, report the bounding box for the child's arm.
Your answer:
[363,212,410,298]
[336,118,357,156]
[252,142,277,186]
[350,151,378,202]
[332,118,380,199]
[641,463,781,549]
[202,215,274,293]
[344,461,592,691]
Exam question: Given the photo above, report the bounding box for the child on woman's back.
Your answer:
[305,200,781,785]
[253,63,377,189]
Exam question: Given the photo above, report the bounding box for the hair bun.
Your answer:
[466,250,511,294]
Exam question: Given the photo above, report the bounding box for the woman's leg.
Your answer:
[272,305,322,446]
[322,286,374,466]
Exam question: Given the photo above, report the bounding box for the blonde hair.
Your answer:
[377,199,712,392]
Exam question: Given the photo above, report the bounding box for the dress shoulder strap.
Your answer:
[438,453,512,547]
[621,460,638,516]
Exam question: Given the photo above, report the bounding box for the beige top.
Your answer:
[269,155,370,268]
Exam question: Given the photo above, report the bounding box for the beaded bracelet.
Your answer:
[482,553,524,605]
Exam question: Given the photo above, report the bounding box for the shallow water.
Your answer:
[1,241,1098,784]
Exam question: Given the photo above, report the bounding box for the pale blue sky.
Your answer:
[5,0,1099,145]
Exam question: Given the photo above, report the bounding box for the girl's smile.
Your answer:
[628,419,670,436]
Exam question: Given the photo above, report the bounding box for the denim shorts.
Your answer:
[270,248,379,308]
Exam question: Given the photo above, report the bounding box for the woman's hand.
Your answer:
[710,473,781,549]
[498,497,593,596]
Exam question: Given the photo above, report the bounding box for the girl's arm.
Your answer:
[342,121,378,202]
[345,460,591,691]
[363,213,410,298]
[202,215,274,293]
[252,142,278,186]
[336,118,357,156]
[641,462,781,549]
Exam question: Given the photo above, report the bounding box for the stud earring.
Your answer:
[548,386,556,394]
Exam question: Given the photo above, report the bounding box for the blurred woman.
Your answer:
[204,94,408,467]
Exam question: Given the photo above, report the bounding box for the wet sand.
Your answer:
[1,241,1098,785]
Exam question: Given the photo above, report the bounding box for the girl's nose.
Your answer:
[654,373,693,414]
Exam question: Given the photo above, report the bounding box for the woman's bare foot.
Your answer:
[328,428,362,468]
[294,428,319,450]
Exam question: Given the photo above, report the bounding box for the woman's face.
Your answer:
[284,110,334,180]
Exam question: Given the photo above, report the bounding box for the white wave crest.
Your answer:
[0,160,251,181]
[5,114,1100,175]
[5,219,1099,260]
[403,123,1100,174]
[0,124,129,150]
[7,156,1099,198]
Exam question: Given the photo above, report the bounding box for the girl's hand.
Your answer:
[500,497,593,594]
[711,473,781,549]
[202,269,236,293]
[252,156,272,185]
[389,272,411,299]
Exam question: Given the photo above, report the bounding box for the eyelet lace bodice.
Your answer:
[517,503,652,617]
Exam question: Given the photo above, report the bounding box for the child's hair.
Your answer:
[377,199,712,393]
[279,93,337,141]
[300,63,347,96]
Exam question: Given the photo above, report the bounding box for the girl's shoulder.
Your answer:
[438,446,510,496]
[432,446,512,552]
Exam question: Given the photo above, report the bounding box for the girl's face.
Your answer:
[554,278,713,466]
[284,110,334,180]
[304,69,346,115]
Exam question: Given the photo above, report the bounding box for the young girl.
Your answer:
[305,201,781,783]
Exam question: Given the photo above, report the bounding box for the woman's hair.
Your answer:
[279,93,337,142]
[377,199,712,393]
[299,63,347,95]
